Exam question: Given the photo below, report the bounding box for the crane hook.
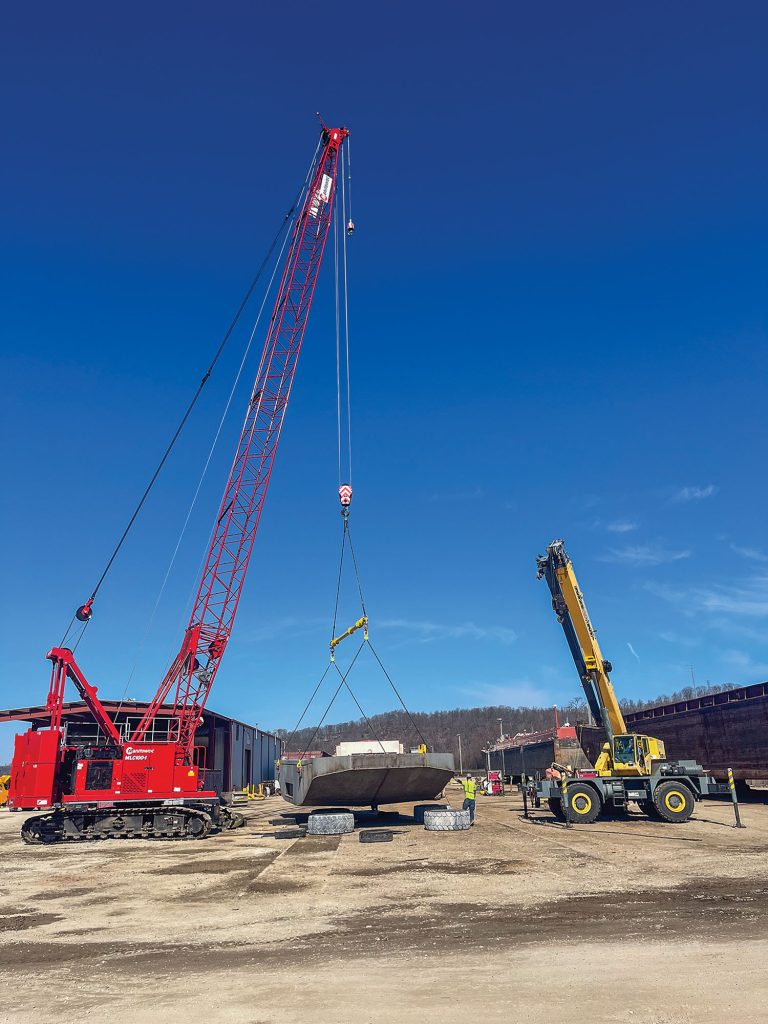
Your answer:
[346,219,355,236]
[339,484,352,518]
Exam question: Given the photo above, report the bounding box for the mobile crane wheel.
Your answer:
[651,781,695,823]
[564,783,602,824]
[547,798,566,821]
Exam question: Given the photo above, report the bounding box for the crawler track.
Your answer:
[19,805,246,844]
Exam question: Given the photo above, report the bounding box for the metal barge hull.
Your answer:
[579,681,768,783]
[280,752,455,808]
[501,734,592,781]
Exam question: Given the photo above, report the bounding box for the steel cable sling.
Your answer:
[283,131,432,761]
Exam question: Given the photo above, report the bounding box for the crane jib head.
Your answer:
[322,126,350,149]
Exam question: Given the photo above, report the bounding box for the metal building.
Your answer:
[0,700,282,798]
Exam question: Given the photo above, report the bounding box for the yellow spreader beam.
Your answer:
[330,616,369,659]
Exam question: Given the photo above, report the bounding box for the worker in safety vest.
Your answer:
[296,759,302,776]
[459,774,477,825]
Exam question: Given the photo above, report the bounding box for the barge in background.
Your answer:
[578,681,768,786]
[490,716,593,782]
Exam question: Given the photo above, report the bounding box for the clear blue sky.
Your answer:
[2,4,767,760]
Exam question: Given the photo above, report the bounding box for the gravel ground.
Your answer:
[2,788,767,1023]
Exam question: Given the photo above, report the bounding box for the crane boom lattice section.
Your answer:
[132,127,348,759]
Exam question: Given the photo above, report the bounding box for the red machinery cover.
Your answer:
[8,730,61,810]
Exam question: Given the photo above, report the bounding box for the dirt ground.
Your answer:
[2,788,767,1024]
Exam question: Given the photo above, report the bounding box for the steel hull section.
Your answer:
[501,737,592,780]
[579,681,768,782]
[280,752,455,808]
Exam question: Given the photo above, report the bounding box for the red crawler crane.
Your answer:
[10,125,349,843]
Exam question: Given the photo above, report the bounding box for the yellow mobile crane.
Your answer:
[535,540,725,823]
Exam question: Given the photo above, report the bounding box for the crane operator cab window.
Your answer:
[636,736,650,769]
[612,735,637,766]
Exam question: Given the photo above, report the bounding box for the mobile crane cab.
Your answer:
[535,540,724,823]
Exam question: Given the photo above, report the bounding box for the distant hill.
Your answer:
[276,682,735,769]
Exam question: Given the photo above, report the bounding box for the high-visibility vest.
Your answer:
[461,778,477,799]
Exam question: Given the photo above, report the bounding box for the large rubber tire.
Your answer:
[565,783,601,824]
[222,810,245,830]
[423,809,470,831]
[547,798,566,821]
[652,781,695,823]
[307,811,355,836]
[359,829,394,843]
[413,803,449,824]
[274,827,306,840]
[636,799,662,820]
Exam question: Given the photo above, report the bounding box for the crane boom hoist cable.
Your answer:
[10,124,350,844]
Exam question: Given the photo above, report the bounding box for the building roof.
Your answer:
[0,700,281,740]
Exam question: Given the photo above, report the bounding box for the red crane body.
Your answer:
[9,126,348,842]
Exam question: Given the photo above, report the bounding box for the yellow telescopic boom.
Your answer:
[536,539,626,741]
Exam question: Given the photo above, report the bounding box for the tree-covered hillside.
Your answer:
[277,682,735,769]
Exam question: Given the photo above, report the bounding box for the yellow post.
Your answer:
[560,774,572,828]
[727,767,745,828]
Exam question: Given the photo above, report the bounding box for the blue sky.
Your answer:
[2,4,767,760]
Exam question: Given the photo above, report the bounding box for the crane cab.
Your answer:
[597,733,666,777]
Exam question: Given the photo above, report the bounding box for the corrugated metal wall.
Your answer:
[229,721,283,790]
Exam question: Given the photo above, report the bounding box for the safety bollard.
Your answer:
[521,778,529,819]
[560,775,572,828]
[727,767,746,828]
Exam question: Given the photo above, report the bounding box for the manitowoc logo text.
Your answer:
[124,746,154,761]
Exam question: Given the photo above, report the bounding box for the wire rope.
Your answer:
[280,661,333,756]
[366,640,431,751]
[346,136,353,224]
[331,522,347,641]
[299,640,366,759]
[334,659,386,753]
[119,219,295,703]
[344,521,367,618]
[334,203,343,486]
[290,134,430,762]
[340,158,352,485]
[63,135,323,643]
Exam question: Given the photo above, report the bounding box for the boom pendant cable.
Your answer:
[63,136,323,643]
[120,219,295,704]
